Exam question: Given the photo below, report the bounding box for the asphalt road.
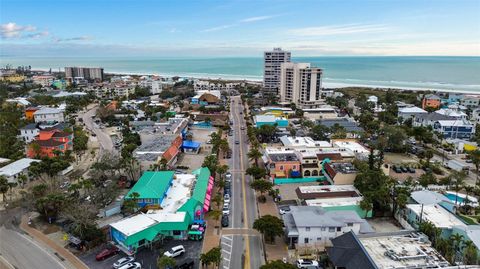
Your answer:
[222,96,264,269]
[81,105,114,155]
[0,210,67,269]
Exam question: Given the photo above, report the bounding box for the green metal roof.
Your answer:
[126,171,174,199]
[191,167,210,203]
[124,218,190,246]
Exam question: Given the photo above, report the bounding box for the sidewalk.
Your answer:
[19,215,89,269]
[257,193,288,262]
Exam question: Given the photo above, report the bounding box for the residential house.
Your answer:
[191,90,222,105]
[397,106,427,121]
[25,107,39,120]
[460,95,480,108]
[0,158,40,183]
[282,206,373,250]
[27,128,73,158]
[433,119,475,139]
[316,117,363,138]
[19,123,39,143]
[33,107,65,123]
[422,94,441,109]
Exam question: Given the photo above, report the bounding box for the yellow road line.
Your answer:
[236,98,251,269]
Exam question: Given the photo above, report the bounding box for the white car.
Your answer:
[113,256,135,269]
[118,262,141,269]
[279,207,291,215]
[163,245,185,258]
[222,203,230,215]
[296,259,319,269]
[224,194,231,204]
[225,172,232,181]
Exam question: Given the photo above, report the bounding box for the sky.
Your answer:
[1,0,479,57]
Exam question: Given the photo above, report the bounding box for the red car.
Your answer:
[95,245,119,261]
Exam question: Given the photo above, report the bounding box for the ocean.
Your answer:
[1,56,479,93]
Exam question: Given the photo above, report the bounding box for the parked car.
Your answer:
[221,214,229,227]
[400,166,408,173]
[113,256,135,269]
[222,203,230,215]
[407,167,416,173]
[224,187,231,196]
[174,258,195,269]
[118,262,141,269]
[225,172,232,181]
[279,206,291,215]
[95,245,119,261]
[224,193,231,204]
[163,245,185,258]
[235,140,240,145]
[241,126,245,130]
[392,165,402,173]
[296,259,319,268]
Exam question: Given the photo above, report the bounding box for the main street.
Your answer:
[222,96,264,269]
[81,104,114,155]
[0,210,67,269]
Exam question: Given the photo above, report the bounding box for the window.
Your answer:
[304,238,309,244]
[329,227,335,232]
[316,237,322,241]
[305,227,310,231]
[347,223,353,227]
[321,227,326,231]
[337,227,341,232]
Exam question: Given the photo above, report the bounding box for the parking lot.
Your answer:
[79,239,202,269]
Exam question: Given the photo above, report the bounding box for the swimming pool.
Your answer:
[444,191,478,206]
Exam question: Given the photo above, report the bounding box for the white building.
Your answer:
[33,107,65,123]
[32,75,54,87]
[279,136,330,149]
[193,80,239,92]
[263,48,291,96]
[0,158,40,183]
[19,123,39,143]
[460,95,480,108]
[283,206,373,249]
[65,67,104,81]
[397,106,427,121]
[279,62,324,109]
[472,108,480,124]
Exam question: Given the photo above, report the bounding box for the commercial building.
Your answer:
[65,67,104,81]
[279,62,324,109]
[460,95,480,108]
[263,148,301,179]
[133,134,183,167]
[191,90,222,105]
[110,168,213,254]
[404,204,466,230]
[282,206,373,250]
[32,75,54,87]
[433,119,475,139]
[33,107,65,123]
[263,48,291,96]
[0,158,40,183]
[193,80,240,92]
[254,115,289,128]
[297,185,372,218]
[303,106,338,121]
[328,231,451,269]
[279,136,330,149]
[323,162,357,185]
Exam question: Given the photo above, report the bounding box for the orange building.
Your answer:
[265,151,301,178]
[422,94,441,109]
[27,128,73,158]
[161,135,183,164]
[25,107,39,120]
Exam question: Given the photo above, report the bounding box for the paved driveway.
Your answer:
[79,239,202,269]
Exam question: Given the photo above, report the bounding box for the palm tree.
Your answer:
[212,194,223,210]
[216,165,228,181]
[248,148,262,166]
[157,255,176,269]
[450,233,464,263]
[451,171,466,207]
[208,210,222,228]
[464,185,474,207]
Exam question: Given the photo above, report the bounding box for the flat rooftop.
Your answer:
[360,232,450,269]
[298,184,358,194]
[279,135,330,148]
[332,140,369,154]
[296,185,360,200]
[305,196,363,207]
[406,204,466,229]
[329,162,357,174]
[268,152,299,162]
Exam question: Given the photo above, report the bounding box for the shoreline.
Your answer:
[32,68,480,94]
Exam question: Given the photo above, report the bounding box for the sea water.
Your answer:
[1,56,479,93]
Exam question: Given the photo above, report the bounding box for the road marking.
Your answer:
[0,254,15,269]
[222,249,232,255]
[236,98,251,269]
[222,236,233,241]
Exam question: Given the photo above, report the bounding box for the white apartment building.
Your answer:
[65,67,104,81]
[90,85,135,98]
[32,75,54,87]
[139,79,162,94]
[279,62,324,109]
[263,48,291,96]
[33,107,65,123]
[193,80,239,92]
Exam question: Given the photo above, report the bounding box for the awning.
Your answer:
[182,140,201,149]
[290,170,301,177]
[188,230,202,235]
[275,171,286,177]
[205,192,211,202]
[203,198,211,212]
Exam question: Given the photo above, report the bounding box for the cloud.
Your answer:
[288,24,389,37]
[240,15,274,23]
[201,15,276,32]
[53,36,93,42]
[201,24,237,33]
[1,22,39,38]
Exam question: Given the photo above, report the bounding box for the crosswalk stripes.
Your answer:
[220,235,233,269]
